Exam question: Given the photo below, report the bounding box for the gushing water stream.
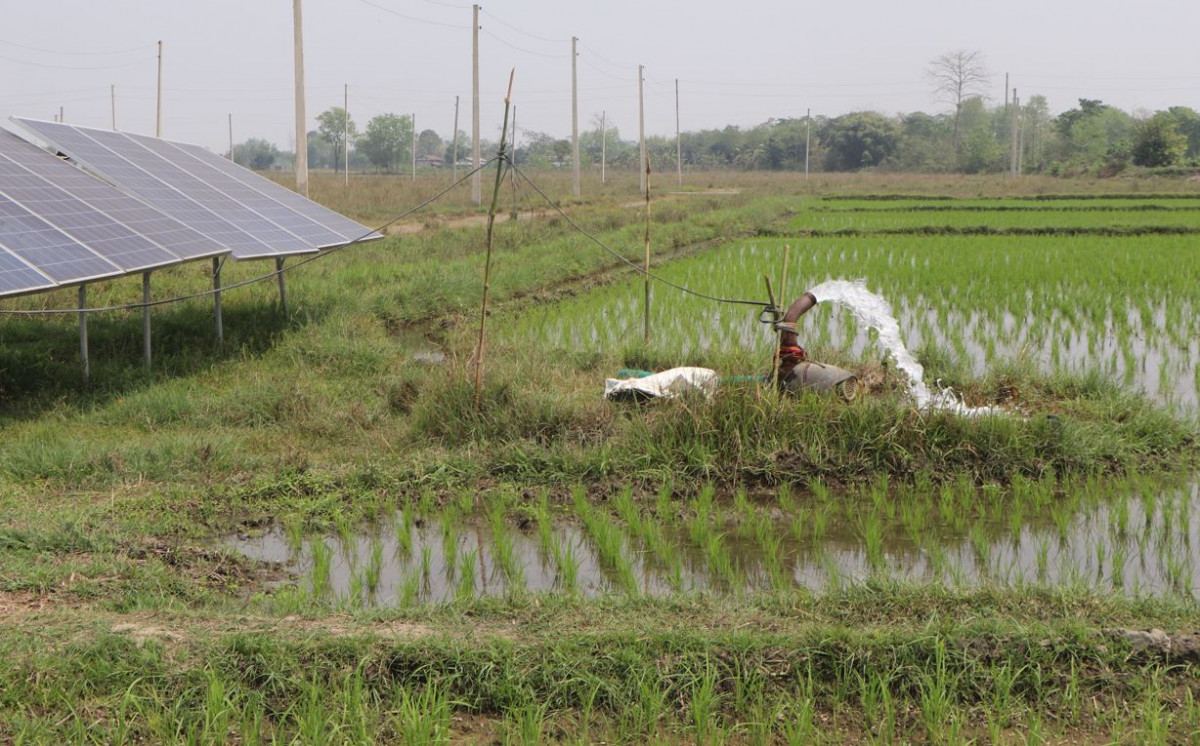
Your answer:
[808,279,1001,416]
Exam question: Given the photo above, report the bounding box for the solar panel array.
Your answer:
[15,119,381,261]
[0,119,382,300]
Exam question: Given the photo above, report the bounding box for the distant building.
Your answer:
[416,155,445,168]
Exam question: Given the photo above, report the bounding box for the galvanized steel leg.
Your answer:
[142,271,152,370]
[78,284,89,383]
[212,257,223,345]
[275,257,287,316]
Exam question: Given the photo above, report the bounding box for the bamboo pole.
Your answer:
[473,70,515,404]
[643,154,651,345]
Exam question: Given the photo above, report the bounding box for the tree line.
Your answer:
[230,50,1200,177]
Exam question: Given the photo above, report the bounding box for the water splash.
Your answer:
[808,279,1002,416]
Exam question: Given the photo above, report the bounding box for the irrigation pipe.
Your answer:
[0,160,497,316]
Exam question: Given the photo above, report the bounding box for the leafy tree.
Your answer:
[231,138,281,170]
[895,112,952,171]
[417,129,443,158]
[927,50,991,160]
[821,112,900,171]
[1052,99,1134,172]
[315,107,357,173]
[1131,113,1187,167]
[359,113,411,173]
[1164,106,1200,159]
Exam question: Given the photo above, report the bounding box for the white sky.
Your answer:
[2,0,1198,154]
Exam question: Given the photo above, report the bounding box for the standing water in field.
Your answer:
[808,279,1000,416]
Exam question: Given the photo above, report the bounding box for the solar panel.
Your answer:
[169,140,380,244]
[0,193,122,285]
[0,146,181,273]
[0,130,226,263]
[15,119,305,260]
[125,133,349,248]
[83,128,316,258]
[0,245,56,297]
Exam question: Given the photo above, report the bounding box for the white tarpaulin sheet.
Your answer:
[604,367,719,401]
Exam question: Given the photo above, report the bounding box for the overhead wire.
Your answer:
[0,38,155,56]
[508,158,769,310]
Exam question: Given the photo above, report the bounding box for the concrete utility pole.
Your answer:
[344,84,349,187]
[452,95,460,181]
[675,78,682,187]
[571,36,580,198]
[638,64,646,197]
[293,0,309,197]
[1004,72,1009,111]
[228,114,234,161]
[804,108,811,181]
[155,41,162,136]
[1010,88,1019,177]
[600,110,606,184]
[411,113,417,182]
[471,3,481,204]
[110,85,116,130]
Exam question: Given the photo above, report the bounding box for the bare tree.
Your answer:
[927,50,991,159]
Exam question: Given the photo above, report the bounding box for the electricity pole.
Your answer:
[471,3,481,204]
[111,85,116,130]
[155,41,163,136]
[571,36,580,198]
[638,64,646,197]
[804,108,811,181]
[452,95,460,181]
[293,0,309,197]
[344,84,349,187]
[675,78,682,187]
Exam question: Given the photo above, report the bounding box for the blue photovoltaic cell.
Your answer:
[16,119,288,260]
[0,130,227,263]
[0,245,56,297]
[67,127,316,258]
[125,133,348,248]
[0,151,180,273]
[0,194,121,285]
[170,140,380,244]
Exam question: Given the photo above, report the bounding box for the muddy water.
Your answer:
[224,478,1200,606]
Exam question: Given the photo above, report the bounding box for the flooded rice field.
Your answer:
[503,236,1200,411]
[226,477,1200,607]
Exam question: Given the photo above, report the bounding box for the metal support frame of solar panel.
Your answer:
[15,119,379,260]
[0,130,228,279]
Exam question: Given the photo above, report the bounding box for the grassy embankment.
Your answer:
[1,171,1199,743]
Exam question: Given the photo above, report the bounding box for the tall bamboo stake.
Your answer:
[473,70,515,404]
[643,155,651,345]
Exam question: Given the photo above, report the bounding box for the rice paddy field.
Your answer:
[2,171,1200,744]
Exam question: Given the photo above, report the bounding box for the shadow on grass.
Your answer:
[0,299,318,422]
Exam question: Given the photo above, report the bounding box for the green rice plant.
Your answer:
[858,511,885,570]
[490,504,525,593]
[395,510,414,558]
[455,547,478,603]
[552,535,581,593]
[365,538,383,595]
[310,539,333,599]
[399,569,421,607]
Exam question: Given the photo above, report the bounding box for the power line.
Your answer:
[354,0,467,29]
[481,9,564,44]
[0,38,155,56]
[482,29,567,60]
[0,53,154,71]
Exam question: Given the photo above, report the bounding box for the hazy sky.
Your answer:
[2,0,1198,154]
